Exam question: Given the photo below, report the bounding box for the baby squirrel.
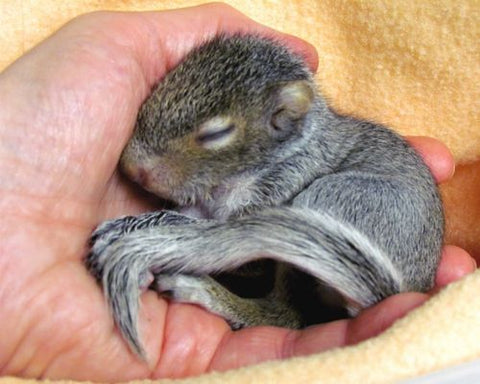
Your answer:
[86,35,444,359]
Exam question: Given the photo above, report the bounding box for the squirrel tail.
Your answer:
[233,207,405,312]
[98,207,405,357]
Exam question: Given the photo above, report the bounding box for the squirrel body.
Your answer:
[86,35,444,358]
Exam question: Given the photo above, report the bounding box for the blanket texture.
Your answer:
[1,0,479,383]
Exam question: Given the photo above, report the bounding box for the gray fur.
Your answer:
[85,35,444,358]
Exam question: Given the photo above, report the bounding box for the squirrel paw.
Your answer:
[154,274,246,327]
[153,274,293,330]
[155,274,222,309]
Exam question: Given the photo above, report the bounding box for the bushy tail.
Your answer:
[239,207,404,311]
[97,207,405,358]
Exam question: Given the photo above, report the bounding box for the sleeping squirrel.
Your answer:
[86,35,444,359]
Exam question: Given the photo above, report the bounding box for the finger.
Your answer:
[285,292,428,359]
[207,326,293,374]
[344,292,428,345]
[153,303,230,378]
[406,136,455,183]
[213,4,319,72]
[434,245,476,290]
[114,3,318,89]
[206,293,427,373]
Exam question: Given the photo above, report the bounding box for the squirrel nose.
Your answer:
[123,162,150,188]
[134,167,149,186]
[121,157,174,199]
[130,167,149,187]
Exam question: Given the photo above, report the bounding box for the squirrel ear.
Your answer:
[271,80,315,138]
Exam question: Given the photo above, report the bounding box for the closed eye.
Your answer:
[195,116,237,150]
[196,123,235,144]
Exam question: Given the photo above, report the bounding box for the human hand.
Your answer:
[0,4,475,381]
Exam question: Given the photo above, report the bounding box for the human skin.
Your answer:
[0,3,475,382]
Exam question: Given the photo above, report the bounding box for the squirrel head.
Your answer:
[121,35,316,206]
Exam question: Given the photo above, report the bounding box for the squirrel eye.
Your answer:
[196,117,237,149]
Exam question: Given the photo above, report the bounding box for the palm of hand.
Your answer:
[0,6,474,382]
[0,10,232,380]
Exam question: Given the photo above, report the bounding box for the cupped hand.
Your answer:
[0,4,474,381]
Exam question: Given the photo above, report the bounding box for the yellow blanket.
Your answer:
[1,1,479,383]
